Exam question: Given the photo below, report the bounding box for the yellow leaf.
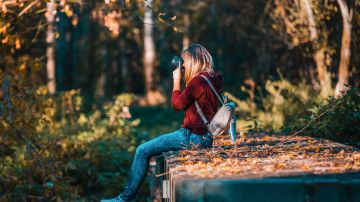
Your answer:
[221,166,232,171]
[2,36,9,44]
[274,162,287,169]
[300,164,310,171]
[213,157,222,163]
[36,86,48,95]
[18,63,26,74]
[336,150,345,157]
[177,157,187,161]
[158,18,165,23]
[222,140,233,146]
[292,144,301,149]
[15,38,21,49]
[0,24,8,34]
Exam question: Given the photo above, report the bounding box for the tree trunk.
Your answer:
[335,0,352,98]
[314,48,331,97]
[46,0,56,94]
[144,0,156,95]
[301,0,317,40]
[301,0,331,97]
[95,48,107,100]
[182,13,190,50]
[142,0,166,105]
[119,35,129,92]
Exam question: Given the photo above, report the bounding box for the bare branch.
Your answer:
[18,0,40,17]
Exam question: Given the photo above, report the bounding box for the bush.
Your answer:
[231,77,323,133]
[232,78,359,144]
[294,87,360,143]
[0,79,149,201]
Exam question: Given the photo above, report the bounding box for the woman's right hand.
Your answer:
[172,67,181,91]
[172,67,182,83]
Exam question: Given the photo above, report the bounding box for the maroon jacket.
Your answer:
[171,71,224,134]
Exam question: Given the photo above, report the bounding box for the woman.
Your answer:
[101,44,224,202]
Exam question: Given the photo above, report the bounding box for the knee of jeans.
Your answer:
[135,143,146,154]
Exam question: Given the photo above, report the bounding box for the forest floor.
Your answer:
[162,133,360,180]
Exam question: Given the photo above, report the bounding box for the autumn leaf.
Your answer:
[274,162,287,169]
[300,164,310,171]
[15,38,21,49]
[176,157,187,161]
[18,63,26,74]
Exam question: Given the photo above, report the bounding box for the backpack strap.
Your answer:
[194,74,225,133]
[199,75,225,105]
[194,101,210,127]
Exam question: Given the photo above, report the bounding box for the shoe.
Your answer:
[100,195,131,202]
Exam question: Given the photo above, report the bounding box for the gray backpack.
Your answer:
[194,75,237,143]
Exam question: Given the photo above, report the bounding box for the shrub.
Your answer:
[231,77,323,133]
[294,87,360,143]
[0,78,148,201]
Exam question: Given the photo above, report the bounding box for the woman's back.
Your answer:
[171,71,224,134]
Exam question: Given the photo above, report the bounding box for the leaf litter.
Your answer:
[161,133,360,180]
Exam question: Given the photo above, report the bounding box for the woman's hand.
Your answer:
[172,67,181,91]
[172,67,182,82]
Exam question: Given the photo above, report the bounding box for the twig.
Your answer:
[155,171,170,177]
[268,99,344,151]
[18,0,40,17]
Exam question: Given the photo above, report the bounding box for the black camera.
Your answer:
[171,56,184,70]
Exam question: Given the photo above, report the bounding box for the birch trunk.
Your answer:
[144,0,156,94]
[301,0,331,97]
[46,0,56,94]
[335,0,352,97]
[142,0,166,105]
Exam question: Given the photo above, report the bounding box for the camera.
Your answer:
[171,56,184,71]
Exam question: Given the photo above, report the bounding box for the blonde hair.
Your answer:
[181,44,215,84]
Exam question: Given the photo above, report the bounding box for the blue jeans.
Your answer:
[119,128,213,201]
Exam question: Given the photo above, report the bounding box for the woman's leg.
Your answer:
[119,128,190,201]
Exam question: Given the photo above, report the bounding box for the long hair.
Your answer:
[181,44,215,84]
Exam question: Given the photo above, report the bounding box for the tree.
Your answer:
[46,0,56,94]
[143,0,166,105]
[273,0,332,97]
[334,0,353,97]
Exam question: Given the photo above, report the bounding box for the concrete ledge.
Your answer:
[174,173,360,202]
[149,134,360,202]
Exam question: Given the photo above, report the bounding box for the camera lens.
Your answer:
[171,56,184,69]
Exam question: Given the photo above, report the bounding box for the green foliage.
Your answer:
[235,77,323,132]
[235,78,359,144]
[0,83,149,200]
[294,87,360,143]
[0,76,78,200]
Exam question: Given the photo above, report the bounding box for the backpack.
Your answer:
[194,75,237,143]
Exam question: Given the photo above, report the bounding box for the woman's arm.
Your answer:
[171,70,203,111]
[172,67,181,92]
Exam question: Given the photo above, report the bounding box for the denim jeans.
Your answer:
[119,128,213,201]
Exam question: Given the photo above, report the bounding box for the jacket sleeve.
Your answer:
[171,77,202,111]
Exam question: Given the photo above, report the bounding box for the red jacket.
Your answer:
[171,71,224,134]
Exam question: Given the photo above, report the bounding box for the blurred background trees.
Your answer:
[0,0,359,201]
[2,0,358,101]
